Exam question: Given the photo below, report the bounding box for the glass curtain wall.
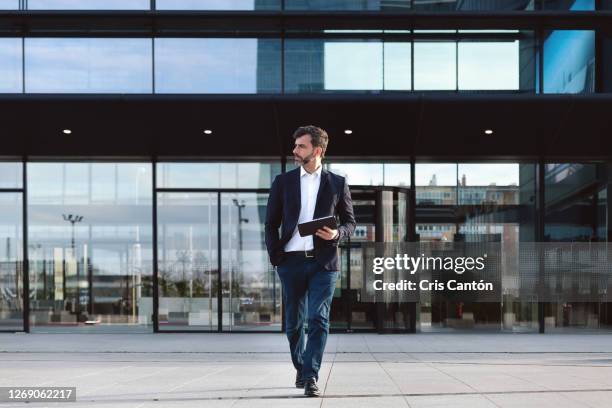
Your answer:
[544,162,610,331]
[0,163,24,331]
[156,162,281,332]
[3,31,599,94]
[416,162,538,332]
[27,163,153,333]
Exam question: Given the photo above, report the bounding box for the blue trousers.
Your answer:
[276,255,339,381]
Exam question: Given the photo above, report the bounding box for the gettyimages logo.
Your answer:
[372,253,488,275]
[362,242,501,302]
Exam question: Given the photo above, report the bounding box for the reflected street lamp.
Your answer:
[62,214,83,321]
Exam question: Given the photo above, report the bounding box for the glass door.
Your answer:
[157,192,218,331]
[332,186,413,333]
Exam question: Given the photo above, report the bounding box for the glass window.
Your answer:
[541,0,594,10]
[416,163,456,205]
[0,162,22,189]
[324,42,383,91]
[0,193,23,331]
[27,163,153,332]
[458,163,520,205]
[458,41,519,90]
[0,38,22,93]
[285,0,411,10]
[156,0,280,10]
[28,0,150,9]
[0,0,18,9]
[384,42,412,90]
[322,162,410,187]
[25,38,152,93]
[544,30,595,93]
[155,38,281,94]
[413,0,532,11]
[414,42,456,90]
[157,162,281,189]
[285,39,411,92]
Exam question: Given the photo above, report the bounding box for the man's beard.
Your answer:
[294,152,314,166]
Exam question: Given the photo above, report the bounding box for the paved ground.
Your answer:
[2,332,612,407]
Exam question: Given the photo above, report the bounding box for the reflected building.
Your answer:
[0,0,611,335]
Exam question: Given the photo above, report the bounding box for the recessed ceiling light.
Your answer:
[203,129,213,135]
[344,129,353,135]
[484,129,493,135]
[63,129,72,135]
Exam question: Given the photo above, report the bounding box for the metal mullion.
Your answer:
[217,192,222,332]
[22,160,29,332]
[152,158,159,332]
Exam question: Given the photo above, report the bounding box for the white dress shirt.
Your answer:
[284,165,322,252]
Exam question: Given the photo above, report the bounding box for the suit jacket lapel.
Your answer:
[313,169,329,218]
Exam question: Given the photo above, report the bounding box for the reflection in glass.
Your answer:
[156,0,280,10]
[541,0,594,10]
[543,162,609,331]
[155,38,281,94]
[323,162,410,186]
[384,42,412,91]
[458,163,520,205]
[0,193,23,331]
[414,42,456,90]
[221,193,281,331]
[0,0,18,9]
[0,38,22,93]
[28,163,153,332]
[285,39,411,92]
[28,0,150,9]
[416,163,456,205]
[324,42,382,90]
[157,162,281,189]
[285,0,411,10]
[25,38,152,93]
[458,41,519,90]
[157,193,218,331]
[413,0,532,11]
[416,163,539,332]
[544,30,595,93]
[0,162,22,189]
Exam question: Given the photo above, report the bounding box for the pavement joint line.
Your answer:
[3,359,612,368]
[65,388,612,403]
[3,351,612,354]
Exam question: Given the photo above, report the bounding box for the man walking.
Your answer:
[265,125,355,397]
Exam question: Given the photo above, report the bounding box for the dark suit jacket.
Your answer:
[265,166,356,271]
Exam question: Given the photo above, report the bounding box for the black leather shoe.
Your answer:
[295,370,305,388]
[304,378,320,397]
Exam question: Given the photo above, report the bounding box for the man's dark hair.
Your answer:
[292,125,329,158]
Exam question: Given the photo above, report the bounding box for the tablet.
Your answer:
[298,216,338,237]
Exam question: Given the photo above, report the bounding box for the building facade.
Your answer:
[0,0,612,334]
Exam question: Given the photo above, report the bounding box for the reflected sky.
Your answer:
[0,163,22,189]
[0,38,22,93]
[414,42,456,90]
[155,38,279,94]
[416,163,519,186]
[157,163,279,189]
[458,41,519,90]
[25,38,152,93]
[156,0,279,10]
[28,0,149,9]
[1,35,527,93]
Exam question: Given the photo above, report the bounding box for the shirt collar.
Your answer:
[300,165,322,178]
